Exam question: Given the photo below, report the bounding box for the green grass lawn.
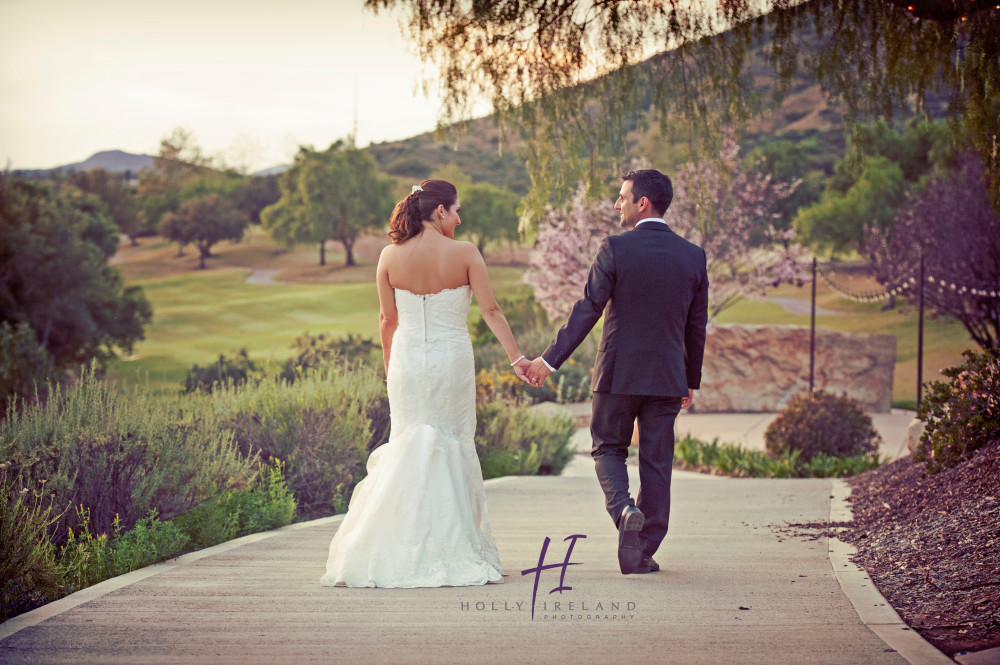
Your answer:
[108,236,977,404]
[107,251,530,392]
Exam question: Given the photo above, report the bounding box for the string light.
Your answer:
[814,264,1000,302]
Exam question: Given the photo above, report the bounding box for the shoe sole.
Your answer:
[618,510,645,574]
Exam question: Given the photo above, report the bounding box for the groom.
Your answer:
[526,169,708,575]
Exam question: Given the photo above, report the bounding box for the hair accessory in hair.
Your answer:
[411,185,423,193]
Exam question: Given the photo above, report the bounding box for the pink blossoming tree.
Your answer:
[527,132,808,324]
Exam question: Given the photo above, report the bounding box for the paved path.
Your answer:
[0,448,951,665]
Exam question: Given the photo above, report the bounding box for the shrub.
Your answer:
[764,390,882,461]
[212,369,381,519]
[279,333,380,382]
[57,508,190,593]
[0,321,59,415]
[674,434,882,478]
[0,370,256,546]
[916,348,1000,474]
[184,348,260,393]
[0,465,65,621]
[173,457,296,549]
[475,401,576,478]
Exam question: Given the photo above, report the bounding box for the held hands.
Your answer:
[524,357,551,387]
[512,357,532,383]
[510,355,550,387]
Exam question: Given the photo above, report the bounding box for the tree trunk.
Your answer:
[319,240,326,267]
[176,242,185,257]
[342,237,355,267]
[198,242,210,269]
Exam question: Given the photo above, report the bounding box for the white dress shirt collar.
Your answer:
[635,217,667,227]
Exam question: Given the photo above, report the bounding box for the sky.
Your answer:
[0,0,475,172]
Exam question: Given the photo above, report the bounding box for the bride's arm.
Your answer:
[466,244,523,365]
[376,247,398,373]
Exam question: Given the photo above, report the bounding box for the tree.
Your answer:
[137,127,213,253]
[366,0,1000,215]
[65,169,144,244]
[0,176,152,369]
[457,182,521,254]
[159,194,250,269]
[669,131,808,320]
[261,143,394,267]
[865,151,1000,349]
[232,174,281,225]
[524,184,620,322]
[794,155,907,255]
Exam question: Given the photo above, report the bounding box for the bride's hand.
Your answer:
[512,357,532,384]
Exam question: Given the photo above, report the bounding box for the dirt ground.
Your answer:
[840,442,1000,657]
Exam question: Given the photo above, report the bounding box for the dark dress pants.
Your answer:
[590,391,683,558]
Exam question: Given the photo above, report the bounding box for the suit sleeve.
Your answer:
[542,237,616,370]
[684,249,709,389]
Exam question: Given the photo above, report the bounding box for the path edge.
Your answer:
[828,478,955,665]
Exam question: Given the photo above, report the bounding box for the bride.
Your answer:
[321,179,532,588]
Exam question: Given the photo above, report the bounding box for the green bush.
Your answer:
[212,369,381,519]
[173,457,296,549]
[916,348,1000,474]
[475,401,576,479]
[279,333,380,382]
[184,347,260,393]
[57,507,190,593]
[674,434,881,478]
[764,390,882,461]
[0,465,65,621]
[0,370,256,546]
[0,321,59,415]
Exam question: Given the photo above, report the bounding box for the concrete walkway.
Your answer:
[0,439,951,665]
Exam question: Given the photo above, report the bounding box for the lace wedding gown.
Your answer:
[320,285,504,588]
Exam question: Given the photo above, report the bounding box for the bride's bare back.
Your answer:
[381,230,474,296]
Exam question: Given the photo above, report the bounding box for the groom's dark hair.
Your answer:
[622,169,673,216]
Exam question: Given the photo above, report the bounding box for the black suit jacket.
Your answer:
[542,222,709,397]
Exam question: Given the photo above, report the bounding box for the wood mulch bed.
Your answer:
[838,440,1000,657]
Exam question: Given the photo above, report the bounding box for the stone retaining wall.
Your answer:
[696,324,896,413]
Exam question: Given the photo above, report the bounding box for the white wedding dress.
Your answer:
[320,284,504,588]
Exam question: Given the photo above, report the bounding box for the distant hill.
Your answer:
[12,150,154,179]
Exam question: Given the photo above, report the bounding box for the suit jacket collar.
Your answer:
[633,222,673,233]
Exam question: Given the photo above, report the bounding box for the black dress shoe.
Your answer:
[634,556,660,574]
[617,506,645,574]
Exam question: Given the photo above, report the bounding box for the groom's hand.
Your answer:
[526,357,552,387]
[682,388,694,410]
[512,357,532,384]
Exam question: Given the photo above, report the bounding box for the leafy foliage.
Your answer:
[159,193,250,269]
[261,142,394,266]
[65,168,144,243]
[0,321,58,414]
[0,464,65,621]
[279,333,380,381]
[0,175,152,369]
[211,370,379,519]
[916,349,1000,474]
[475,401,576,478]
[764,390,882,461]
[366,0,1000,214]
[184,348,261,394]
[666,132,808,320]
[674,434,882,478]
[457,181,521,253]
[0,369,256,547]
[524,183,620,322]
[864,150,1000,350]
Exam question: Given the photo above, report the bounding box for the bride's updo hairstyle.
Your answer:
[388,179,458,244]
